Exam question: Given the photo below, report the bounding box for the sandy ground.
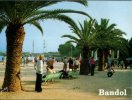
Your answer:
[0,62,132,100]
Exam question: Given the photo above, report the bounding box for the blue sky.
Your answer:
[0,1,132,53]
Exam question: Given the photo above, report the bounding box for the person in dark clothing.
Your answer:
[68,58,73,71]
[34,56,44,92]
[90,57,95,76]
[59,70,69,79]
[35,73,42,92]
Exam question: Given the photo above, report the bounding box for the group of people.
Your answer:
[62,56,96,76]
[62,57,80,72]
[58,57,80,79]
[30,53,128,92]
[21,56,36,67]
[106,54,132,76]
[88,54,115,77]
[33,55,82,92]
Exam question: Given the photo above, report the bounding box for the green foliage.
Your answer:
[46,52,60,57]
[129,37,132,48]
[62,18,128,61]
[0,1,90,35]
[94,19,128,54]
[0,51,6,56]
[22,52,32,57]
[22,52,60,58]
[127,37,132,57]
[62,19,96,49]
[94,19,116,49]
[72,46,81,57]
[58,42,81,57]
[58,42,74,57]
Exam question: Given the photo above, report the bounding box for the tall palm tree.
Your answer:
[62,19,96,75]
[0,1,91,91]
[94,19,126,71]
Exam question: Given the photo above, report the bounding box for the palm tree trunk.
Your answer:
[80,46,89,75]
[102,51,105,70]
[98,49,103,71]
[2,23,25,92]
[98,49,109,71]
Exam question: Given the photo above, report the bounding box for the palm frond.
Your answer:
[100,18,109,29]
[107,23,116,32]
[66,40,78,44]
[114,29,126,36]
[27,20,43,35]
[0,0,89,24]
[62,34,79,42]
[64,0,88,7]
[62,19,97,48]
[24,9,92,24]
[69,23,82,40]
[0,19,7,33]
[25,14,77,30]
[39,9,92,19]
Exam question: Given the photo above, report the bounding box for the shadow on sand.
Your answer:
[22,81,35,92]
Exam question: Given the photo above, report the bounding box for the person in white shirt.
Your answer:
[74,57,80,71]
[34,55,44,92]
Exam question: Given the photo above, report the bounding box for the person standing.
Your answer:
[63,57,68,71]
[46,56,56,74]
[21,56,25,67]
[74,57,80,71]
[49,57,55,70]
[2,56,6,65]
[90,57,95,76]
[68,58,73,71]
[107,54,115,77]
[2,56,4,65]
[34,55,44,92]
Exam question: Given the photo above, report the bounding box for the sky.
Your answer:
[0,1,132,53]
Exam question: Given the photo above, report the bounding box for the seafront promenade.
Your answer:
[0,62,131,100]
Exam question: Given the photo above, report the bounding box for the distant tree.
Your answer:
[72,46,81,57]
[47,52,60,57]
[22,52,31,57]
[58,43,81,57]
[58,42,74,57]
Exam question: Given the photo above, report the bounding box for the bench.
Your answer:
[68,71,79,78]
[42,72,62,82]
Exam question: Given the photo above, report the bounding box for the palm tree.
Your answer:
[62,19,96,75]
[128,38,132,57]
[94,19,127,71]
[0,1,91,91]
[113,29,129,61]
